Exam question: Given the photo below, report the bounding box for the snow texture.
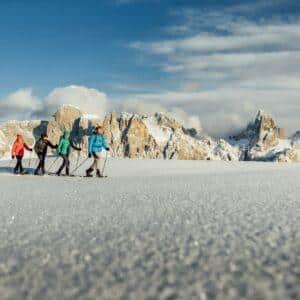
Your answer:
[0,158,299,300]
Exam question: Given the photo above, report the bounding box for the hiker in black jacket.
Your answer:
[34,134,57,175]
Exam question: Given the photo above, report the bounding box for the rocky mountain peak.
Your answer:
[0,105,299,162]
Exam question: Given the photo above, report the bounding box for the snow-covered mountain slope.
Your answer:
[0,105,299,162]
[0,159,299,299]
[230,110,300,162]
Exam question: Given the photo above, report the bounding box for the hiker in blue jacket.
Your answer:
[86,126,110,177]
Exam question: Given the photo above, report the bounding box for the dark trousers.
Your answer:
[57,154,70,175]
[35,153,46,174]
[14,156,24,173]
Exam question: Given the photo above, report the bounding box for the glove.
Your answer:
[78,148,82,151]
[30,149,33,152]
[105,147,110,151]
[88,153,92,158]
[12,155,15,159]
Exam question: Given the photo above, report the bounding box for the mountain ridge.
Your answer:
[0,105,299,162]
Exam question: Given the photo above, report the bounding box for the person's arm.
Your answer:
[102,135,109,150]
[88,135,95,154]
[47,140,58,149]
[70,140,81,151]
[24,143,32,151]
[11,142,17,158]
[57,139,62,154]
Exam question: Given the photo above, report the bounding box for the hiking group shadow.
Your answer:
[0,166,37,175]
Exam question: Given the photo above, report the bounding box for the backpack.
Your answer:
[34,139,45,154]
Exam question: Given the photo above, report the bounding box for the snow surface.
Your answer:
[0,159,299,299]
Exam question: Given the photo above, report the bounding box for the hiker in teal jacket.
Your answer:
[86,126,110,177]
[56,130,81,176]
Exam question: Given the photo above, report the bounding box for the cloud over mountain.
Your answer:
[0,86,108,122]
[127,3,300,136]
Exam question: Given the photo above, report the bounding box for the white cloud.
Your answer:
[127,4,300,136]
[114,83,300,137]
[169,108,202,131]
[131,22,300,55]
[40,85,108,119]
[2,2,300,138]
[0,88,41,120]
[0,85,109,121]
[0,83,299,138]
[116,98,202,131]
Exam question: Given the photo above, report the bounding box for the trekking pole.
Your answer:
[8,158,14,169]
[71,150,81,175]
[47,156,60,174]
[28,151,33,170]
[75,151,80,170]
[101,151,108,176]
[71,157,89,175]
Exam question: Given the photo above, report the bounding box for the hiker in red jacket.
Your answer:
[11,134,33,174]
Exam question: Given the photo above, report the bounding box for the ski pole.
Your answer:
[71,157,89,175]
[101,151,108,176]
[47,156,60,173]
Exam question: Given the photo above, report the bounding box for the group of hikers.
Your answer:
[10,126,110,177]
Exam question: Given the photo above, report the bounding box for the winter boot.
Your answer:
[86,168,93,177]
[96,169,104,178]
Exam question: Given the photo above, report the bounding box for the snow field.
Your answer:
[0,159,299,299]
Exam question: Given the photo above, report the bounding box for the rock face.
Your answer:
[0,105,227,161]
[232,110,300,162]
[47,105,83,146]
[0,120,47,158]
[248,110,279,159]
[0,105,299,163]
[45,108,213,160]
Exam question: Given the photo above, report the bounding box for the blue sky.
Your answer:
[0,0,178,96]
[1,0,300,136]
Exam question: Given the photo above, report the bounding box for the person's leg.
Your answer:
[14,157,21,173]
[92,156,98,169]
[41,155,46,174]
[95,157,101,170]
[19,157,24,173]
[35,154,43,175]
[86,155,97,176]
[94,155,103,177]
[56,155,66,175]
[65,157,70,175]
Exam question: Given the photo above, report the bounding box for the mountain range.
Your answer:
[1,105,300,162]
